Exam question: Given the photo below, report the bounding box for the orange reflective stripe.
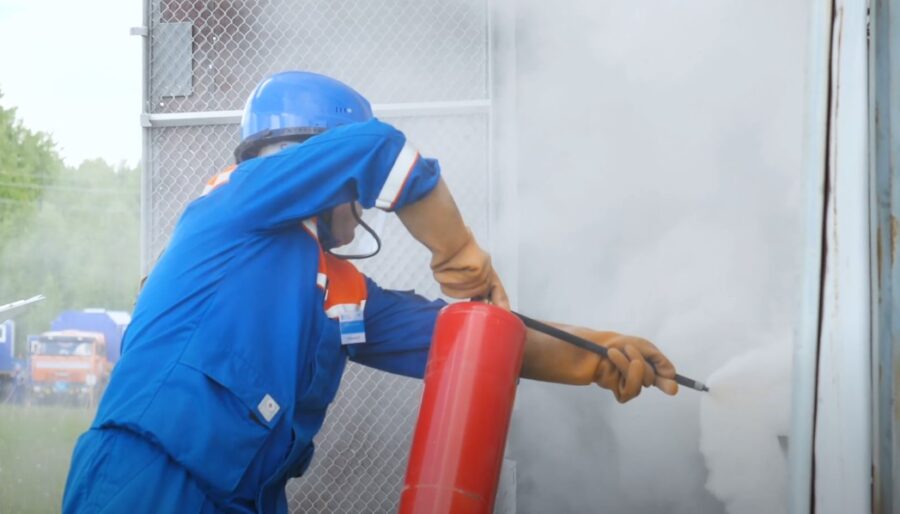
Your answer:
[200,164,237,196]
[301,216,368,315]
[322,254,367,317]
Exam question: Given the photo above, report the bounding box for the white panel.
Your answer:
[152,22,193,98]
[788,0,832,510]
[813,0,871,512]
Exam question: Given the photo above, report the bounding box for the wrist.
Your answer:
[429,228,477,269]
[521,324,605,385]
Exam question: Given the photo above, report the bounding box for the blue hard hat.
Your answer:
[235,71,374,162]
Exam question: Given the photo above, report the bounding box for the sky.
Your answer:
[0,0,142,167]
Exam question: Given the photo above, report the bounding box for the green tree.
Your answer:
[0,96,140,354]
[0,92,64,246]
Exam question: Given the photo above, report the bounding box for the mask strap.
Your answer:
[327,205,382,260]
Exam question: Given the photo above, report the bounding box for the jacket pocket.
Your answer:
[138,349,286,496]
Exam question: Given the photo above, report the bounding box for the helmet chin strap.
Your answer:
[326,204,382,260]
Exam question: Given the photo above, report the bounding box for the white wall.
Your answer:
[507,2,809,513]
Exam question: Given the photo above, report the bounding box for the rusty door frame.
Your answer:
[870,0,900,512]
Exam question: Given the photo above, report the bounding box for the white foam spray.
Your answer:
[699,344,792,514]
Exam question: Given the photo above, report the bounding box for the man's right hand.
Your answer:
[589,333,679,402]
[520,325,678,403]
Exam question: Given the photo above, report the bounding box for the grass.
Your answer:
[0,404,94,514]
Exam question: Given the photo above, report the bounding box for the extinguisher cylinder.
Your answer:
[399,302,527,514]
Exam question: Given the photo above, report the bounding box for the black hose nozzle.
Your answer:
[512,312,709,393]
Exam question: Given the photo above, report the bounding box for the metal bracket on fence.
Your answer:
[140,111,241,128]
[140,100,493,129]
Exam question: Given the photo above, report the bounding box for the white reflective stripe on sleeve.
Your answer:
[376,142,420,210]
[324,301,366,320]
[316,273,327,290]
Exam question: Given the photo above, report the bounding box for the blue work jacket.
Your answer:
[90,119,445,512]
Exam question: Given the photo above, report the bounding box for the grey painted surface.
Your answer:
[871,1,900,512]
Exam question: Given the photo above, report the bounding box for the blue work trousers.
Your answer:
[63,428,222,514]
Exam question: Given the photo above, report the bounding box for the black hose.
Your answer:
[512,311,709,392]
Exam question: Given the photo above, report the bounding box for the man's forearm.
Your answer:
[519,322,679,401]
[520,323,605,385]
[396,178,469,257]
[396,177,509,307]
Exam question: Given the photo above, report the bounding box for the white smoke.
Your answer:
[508,1,808,512]
[700,344,792,514]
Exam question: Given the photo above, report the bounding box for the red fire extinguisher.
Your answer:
[399,302,527,514]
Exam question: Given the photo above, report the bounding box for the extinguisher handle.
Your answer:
[512,311,709,393]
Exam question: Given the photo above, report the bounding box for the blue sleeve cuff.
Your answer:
[344,277,446,378]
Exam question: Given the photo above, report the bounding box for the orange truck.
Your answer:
[28,309,130,405]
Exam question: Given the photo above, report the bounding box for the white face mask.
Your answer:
[257,141,301,158]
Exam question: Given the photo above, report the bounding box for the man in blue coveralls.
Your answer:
[63,71,680,514]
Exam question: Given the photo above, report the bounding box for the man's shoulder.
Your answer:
[312,118,403,145]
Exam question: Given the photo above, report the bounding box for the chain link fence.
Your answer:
[150,0,487,113]
[143,1,505,511]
